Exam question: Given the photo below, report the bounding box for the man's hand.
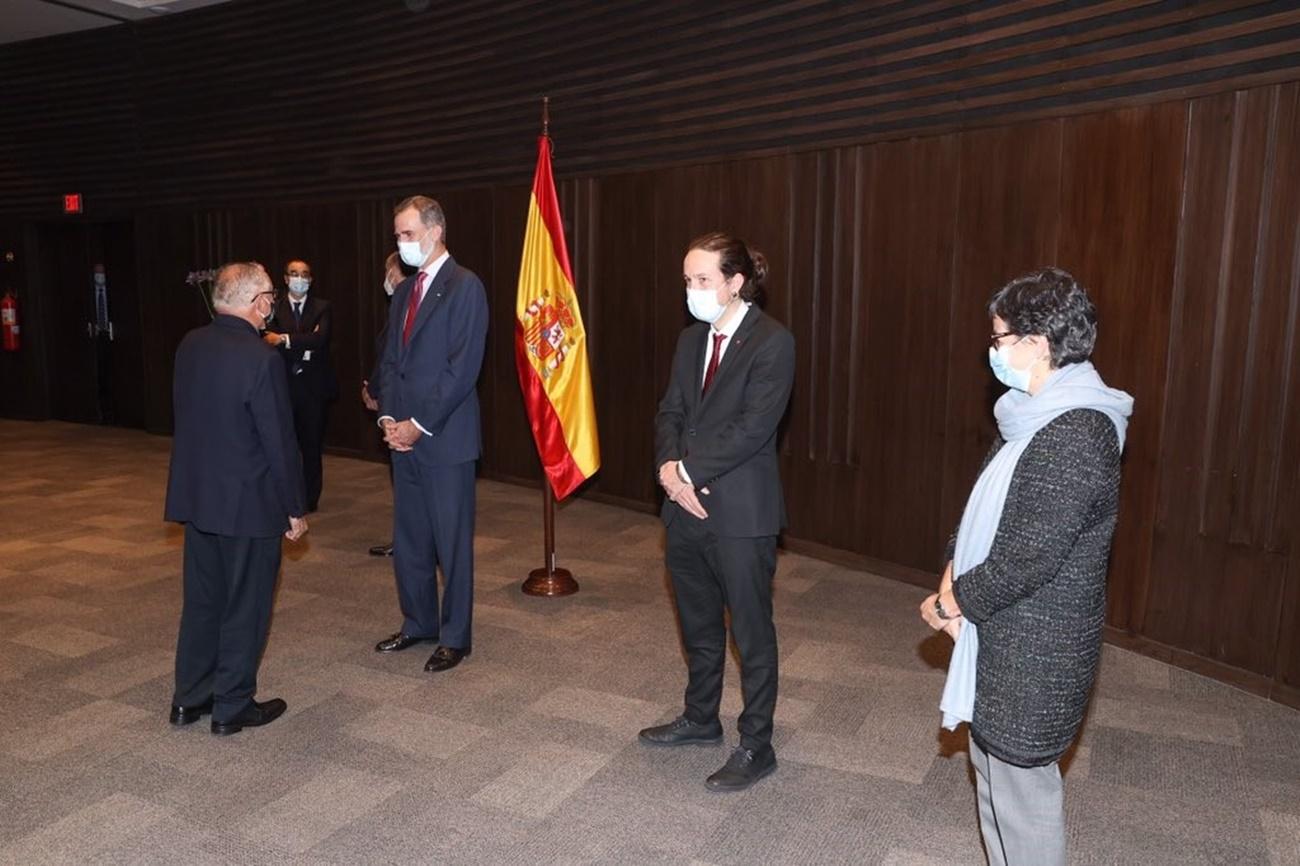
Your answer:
[658,460,708,520]
[361,381,378,412]
[383,418,421,452]
[657,460,681,491]
[285,515,308,541]
[263,332,283,347]
[674,485,709,520]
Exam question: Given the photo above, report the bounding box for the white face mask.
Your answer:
[398,230,429,268]
[988,343,1034,392]
[287,276,310,294]
[383,280,395,297]
[686,288,727,324]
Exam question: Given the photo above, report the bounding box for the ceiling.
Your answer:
[0,0,238,45]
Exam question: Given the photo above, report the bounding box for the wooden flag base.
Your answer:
[522,566,578,597]
[521,479,580,597]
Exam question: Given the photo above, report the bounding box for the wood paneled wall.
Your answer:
[121,83,1300,709]
[3,1,1300,707]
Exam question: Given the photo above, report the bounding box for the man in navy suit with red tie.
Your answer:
[374,196,488,674]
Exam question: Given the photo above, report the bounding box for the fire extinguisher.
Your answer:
[0,290,18,352]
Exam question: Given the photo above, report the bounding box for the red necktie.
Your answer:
[402,272,427,345]
[702,332,726,396]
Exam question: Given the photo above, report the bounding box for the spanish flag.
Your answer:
[514,135,600,500]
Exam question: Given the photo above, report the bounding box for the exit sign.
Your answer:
[63,194,82,214]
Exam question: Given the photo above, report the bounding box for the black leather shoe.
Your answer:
[423,645,470,672]
[169,697,213,726]
[705,745,777,791]
[375,632,435,653]
[211,698,287,736]
[368,543,394,556]
[638,715,724,746]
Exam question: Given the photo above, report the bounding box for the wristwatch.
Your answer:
[934,596,953,621]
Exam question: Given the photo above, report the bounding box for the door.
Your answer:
[36,220,145,428]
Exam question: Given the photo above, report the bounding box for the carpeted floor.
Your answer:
[0,419,1297,865]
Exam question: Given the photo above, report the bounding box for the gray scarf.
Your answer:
[941,361,1133,730]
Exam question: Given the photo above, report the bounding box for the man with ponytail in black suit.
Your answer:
[640,232,795,792]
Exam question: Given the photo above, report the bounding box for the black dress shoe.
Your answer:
[638,715,724,746]
[369,543,394,557]
[169,697,213,726]
[705,745,777,791]
[424,645,470,672]
[211,698,287,736]
[375,632,435,653]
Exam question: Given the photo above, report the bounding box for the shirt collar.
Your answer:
[712,301,752,340]
[420,250,451,285]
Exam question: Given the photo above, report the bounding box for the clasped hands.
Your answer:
[658,460,709,520]
[381,418,421,452]
[920,560,964,641]
[285,515,308,542]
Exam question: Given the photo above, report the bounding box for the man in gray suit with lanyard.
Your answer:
[640,232,795,792]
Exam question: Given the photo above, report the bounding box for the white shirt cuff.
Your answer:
[676,461,693,484]
[377,415,394,429]
[411,418,432,436]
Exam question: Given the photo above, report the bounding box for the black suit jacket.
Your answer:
[164,314,306,537]
[271,295,338,399]
[654,307,795,538]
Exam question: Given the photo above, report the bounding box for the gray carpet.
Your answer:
[0,419,1297,866]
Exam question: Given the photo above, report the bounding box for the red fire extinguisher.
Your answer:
[1,290,18,352]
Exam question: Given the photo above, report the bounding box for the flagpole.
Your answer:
[522,480,577,596]
[522,95,579,598]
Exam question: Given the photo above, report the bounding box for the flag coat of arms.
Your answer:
[514,135,600,499]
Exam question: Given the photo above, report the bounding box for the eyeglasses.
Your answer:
[257,290,281,304]
[988,330,1018,350]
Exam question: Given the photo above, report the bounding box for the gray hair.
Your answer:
[212,262,271,311]
[394,195,447,243]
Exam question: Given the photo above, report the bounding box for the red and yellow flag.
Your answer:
[514,135,600,500]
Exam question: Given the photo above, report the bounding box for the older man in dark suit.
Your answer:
[640,232,795,792]
[165,261,308,736]
[375,196,488,674]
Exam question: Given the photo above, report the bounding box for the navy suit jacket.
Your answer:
[165,314,307,537]
[654,307,795,538]
[270,295,338,400]
[378,255,489,466]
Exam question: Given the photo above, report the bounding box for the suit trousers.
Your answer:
[289,383,327,510]
[665,514,778,751]
[391,454,476,648]
[173,524,281,722]
[970,737,1066,866]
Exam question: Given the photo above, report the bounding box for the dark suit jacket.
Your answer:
[378,255,489,466]
[164,314,306,537]
[654,307,795,538]
[271,295,338,399]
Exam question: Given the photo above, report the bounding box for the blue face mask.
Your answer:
[988,343,1032,392]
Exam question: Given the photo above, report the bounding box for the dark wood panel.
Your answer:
[1057,102,1186,635]
[6,1,1300,214]
[939,118,1064,563]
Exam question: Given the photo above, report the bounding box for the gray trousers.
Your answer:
[970,738,1066,866]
